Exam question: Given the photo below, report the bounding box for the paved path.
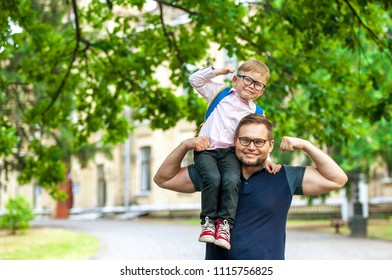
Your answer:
[31,217,392,260]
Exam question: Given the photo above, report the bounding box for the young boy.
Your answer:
[189,59,279,250]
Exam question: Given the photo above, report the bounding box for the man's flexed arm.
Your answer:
[280,136,348,195]
[153,137,210,193]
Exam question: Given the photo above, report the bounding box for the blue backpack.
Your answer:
[196,87,264,135]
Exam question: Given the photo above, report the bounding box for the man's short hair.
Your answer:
[234,113,274,140]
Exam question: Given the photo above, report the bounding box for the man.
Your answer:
[154,114,348,260]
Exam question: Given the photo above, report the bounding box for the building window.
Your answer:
[140,146,151,193]
[33,184,41,208]
[97,164,106,207]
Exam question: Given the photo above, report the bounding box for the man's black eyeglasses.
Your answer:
[237,74,266,91]
[238,137,269,148]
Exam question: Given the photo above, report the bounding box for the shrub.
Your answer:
[0,195,35,235]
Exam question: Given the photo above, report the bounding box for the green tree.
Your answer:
[1,0,391,199]
[0,195,35,235]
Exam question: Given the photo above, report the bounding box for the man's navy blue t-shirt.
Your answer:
[188,164,305,260]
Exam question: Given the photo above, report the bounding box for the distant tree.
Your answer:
[0,195,35,235]
[1,0,391,198]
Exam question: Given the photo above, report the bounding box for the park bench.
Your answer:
[330,218,346,234]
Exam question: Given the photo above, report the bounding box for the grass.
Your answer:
[0,227,99,260]
[286,218,392,241]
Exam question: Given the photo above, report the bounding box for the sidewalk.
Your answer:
[31,217,392,260]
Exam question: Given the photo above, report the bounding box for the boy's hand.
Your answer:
[214,64,235,75]
[224,64,235,74]
[184,136,210,152]
[264,159,281,174]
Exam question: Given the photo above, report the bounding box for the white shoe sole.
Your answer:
[199,236,215,243]
[214,239,231,250]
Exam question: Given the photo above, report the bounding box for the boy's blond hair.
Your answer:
[238,59,270,81]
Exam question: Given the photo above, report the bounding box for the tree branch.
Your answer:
[155,0,198,16]
[343,0,392,62]
[158,2,187,69]
[106,0,113,10]
[42,0,81,123]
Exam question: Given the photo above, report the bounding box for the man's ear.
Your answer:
[268,140,274,154]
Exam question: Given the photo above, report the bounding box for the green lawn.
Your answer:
[286,219,392,241]
[0,227,99,260]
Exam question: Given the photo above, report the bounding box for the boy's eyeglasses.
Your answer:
[238,137,269,148]
[237,74,266,91]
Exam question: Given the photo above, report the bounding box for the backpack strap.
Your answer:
[206,87,265,119]
[205,87,231,120]
[195,87,231,136]
[255,105,264,115]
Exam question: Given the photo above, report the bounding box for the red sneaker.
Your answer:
[214,220,231,250]
[198,217,216,243]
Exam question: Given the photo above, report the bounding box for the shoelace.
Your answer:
[217,220,230,240]
[202,217,215,232]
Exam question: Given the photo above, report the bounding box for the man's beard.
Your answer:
[237,155,265,167]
